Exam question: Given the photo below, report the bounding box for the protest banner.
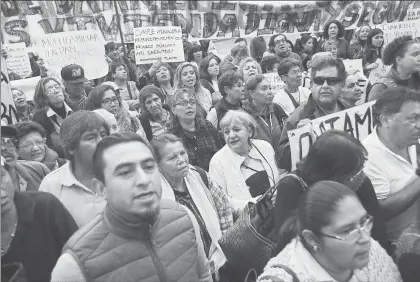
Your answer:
[343,59,363,74]
[1,57,19,125]
[405,8,420,21]
[263,73,285,94]
[32,30,108,80]
[134,26,184,65]
[10,76,42,101]
[3,42,32,79]
[368,59,392,85]
[288,101,375,169]
[375,20,420,46]
[1,1,419,46]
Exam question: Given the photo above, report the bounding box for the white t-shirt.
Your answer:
[273,86,311,116]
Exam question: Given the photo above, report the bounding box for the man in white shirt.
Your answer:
[363,86,420,242]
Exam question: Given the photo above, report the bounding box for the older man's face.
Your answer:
[1,137,18,166]
[385,101,420,147]
[311,66,342,107]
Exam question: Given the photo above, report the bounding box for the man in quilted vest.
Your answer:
[51,132,212,282]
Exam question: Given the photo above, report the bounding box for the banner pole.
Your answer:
[114,0,127,57]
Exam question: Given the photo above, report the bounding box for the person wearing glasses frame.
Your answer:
[276,54,349,172]
[259,181,402,282]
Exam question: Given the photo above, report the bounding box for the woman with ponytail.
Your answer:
[258,181,401,282]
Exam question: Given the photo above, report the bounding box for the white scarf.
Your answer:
[160,166,227,274]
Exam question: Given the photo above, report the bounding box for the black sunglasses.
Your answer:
[313,76,342,86]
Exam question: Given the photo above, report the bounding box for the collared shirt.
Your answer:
[46,102,73,133]
[363,128,420,241]
[39,163,106,227]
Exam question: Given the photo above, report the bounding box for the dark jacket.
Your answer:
[1,192,77,282]
[212,97,242,130]
[275,95,348,171]
[14,160,51,191]
[166,117,225,171]
[139,104,171,141]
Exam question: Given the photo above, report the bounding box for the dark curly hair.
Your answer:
[260,55,280,74]
[382,35,415,67]
[323,20,345,40]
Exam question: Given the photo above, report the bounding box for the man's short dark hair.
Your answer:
[230,44,248,58]
[93,132,153,182]
[60,111,110,162]
[311,56,346,82]
[373,86,420,126]
[218,70,243,97]
[234,38,247,45]
[277,58,301,77]
[15,121,46,140]
[260,55,280,74]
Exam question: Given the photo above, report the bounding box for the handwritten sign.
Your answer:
[134,26,184,65]
[288,101,376,169]
[376,20,420,46]
[3,43,32,79]
[368,59,391,85]
[343,59,363,74]
[263,73,285,94]
[1,57,19,124]
[33,30,108,80]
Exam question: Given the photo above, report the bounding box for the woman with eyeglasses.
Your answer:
[166,88,225,171]
[258,181,401,282]
[15,121,66,171]
[273,130,390,256]
[85,84,146,138]
[32,77,79,158]
[209,110,279,210]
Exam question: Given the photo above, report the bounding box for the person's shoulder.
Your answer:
[210,144,228,160]
[41,162,68,184]
[252,139,274,151]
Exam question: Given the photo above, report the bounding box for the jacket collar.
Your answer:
[59,162,94,194]
[301,94,348,120]
[242,100,273,117]
[224,140,267,168]
[46,101,72,118]
[217,97,241,112]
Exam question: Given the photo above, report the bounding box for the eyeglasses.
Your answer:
[18,138,45,150]
[176,99,197,107]
[313,77,342,86]
[1,137,17,149]
[233,81,244,88]
[102,97,120,107]
[45,85,62,94]
[320,215,374,242]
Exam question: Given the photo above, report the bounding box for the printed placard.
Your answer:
[33,30,108,80]
[3,42,32,79]
[343,59,363,74]
[134,26,184,65]
[288,101,376,169]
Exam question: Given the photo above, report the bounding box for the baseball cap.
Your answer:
[61,64,89,84]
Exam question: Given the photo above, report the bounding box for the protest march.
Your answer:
[1,1,420,281]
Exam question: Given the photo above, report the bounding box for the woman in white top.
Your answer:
[209,110,279,209]
[173,62,213,113]
[273,57,311,116]
[258,181,401,282]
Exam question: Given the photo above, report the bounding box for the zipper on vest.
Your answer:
[147,237,168,282]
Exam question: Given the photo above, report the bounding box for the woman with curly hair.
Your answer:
[368,35,420,101]
[316,20,351,59]
[355,28,384,77]
[238,57,262,83]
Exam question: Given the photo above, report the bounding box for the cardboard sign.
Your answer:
[10,76,42,102]
[376,20,420,46]
[263,73,285,94]
[33,30,108,80]
[343,59,363,74]
[368,59,391,85]
[3,42,32,79]
[1,57,19,124]
[288,101,376,169]
[134,26,184,65]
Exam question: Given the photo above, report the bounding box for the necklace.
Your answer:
[1,221,18,256]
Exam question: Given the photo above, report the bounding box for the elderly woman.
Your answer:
[273,130,390,255]
[151,133,233,278]
[199,54,223,104]
[11,88,35,122]
[173,62,213,113]
[238,57,262,83]
[259,181,401,282]
[166,88,225,171]
[138,85,170,141]
[209,110,279,209]
[340,71,364,107]
[355,28,384,77]
[242,74,283,148]
[349,24,372,59]
[15,121,66,171]
[32,77,78,157]
[110,61,140,112]
[368,35,420,101]
[85,84,146,138]
[316,20,350,59]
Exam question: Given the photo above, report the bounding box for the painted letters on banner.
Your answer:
[134,26,184,65]
[1,1,419,46]
[1,57,19,124]
[288,101,376,170]
[32,30,108,80]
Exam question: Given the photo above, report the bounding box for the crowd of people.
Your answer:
[2,19,420,282]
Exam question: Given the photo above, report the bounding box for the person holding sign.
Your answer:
[363,87,420,243]
[276,55,348,171]
[355,28,384,77]
[368,35,420,101]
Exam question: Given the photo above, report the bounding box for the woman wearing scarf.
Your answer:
[15,121,66,171]
[242,74,283,148]
[151,133,232,280]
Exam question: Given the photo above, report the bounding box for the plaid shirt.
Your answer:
[167,117,225,171]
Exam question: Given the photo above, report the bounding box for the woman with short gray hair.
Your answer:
[209,110,279,209]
